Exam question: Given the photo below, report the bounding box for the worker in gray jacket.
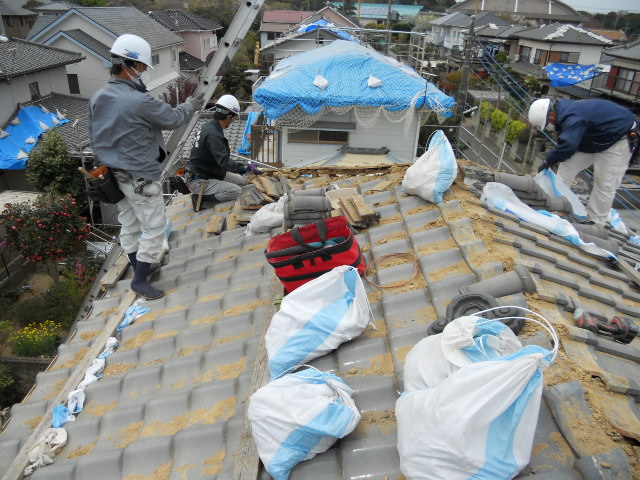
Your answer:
[89,34,205,300]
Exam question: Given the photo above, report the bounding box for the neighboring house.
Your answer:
[588,28,627,44]
[449,0,586,25]
[148,9,222,67]
[0,0,37,38]
[428,11,510,57]
[330,2,423,26]
[509,23,612,88]
[259,19,360,68]
[259,9,314,48]
[307,5,359,29]
[0,37,83,190]
[26,6,184,99]
[254,40,455,167]
[591,39,640,112]
[474,24,527,56]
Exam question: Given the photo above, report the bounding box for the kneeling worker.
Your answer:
[187,94,256,210]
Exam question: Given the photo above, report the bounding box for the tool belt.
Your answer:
[111,169,157,197]
[87,167,125,204]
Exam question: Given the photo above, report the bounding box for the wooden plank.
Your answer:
[259,177,279,198]
[338,197,362,224]
[350,194,377,218]
[99,254,130,290]
[205,216,226,236]
[367,180,391,192]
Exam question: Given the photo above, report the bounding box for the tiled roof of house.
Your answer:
[0,0,34,15]
[1,158,639,478]
[0,37,82,80]
[59,29,111,61]
[28,7,183,50]
[148,9,222,32]
[514,23,612,45]
[32,1,79,12]
[589,28,627,42]
[604,39,640,62]
[475,24,526,39]
[179,51,205,73]
[262,9,314,24]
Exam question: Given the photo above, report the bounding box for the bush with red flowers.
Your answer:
[1,193,90,263]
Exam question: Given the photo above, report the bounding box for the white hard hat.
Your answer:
[216,94,240,115]
[528,98,551,130]
[110,34,153,68]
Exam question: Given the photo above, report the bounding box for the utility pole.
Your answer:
[458,15,475,116]
[385,0,392,55]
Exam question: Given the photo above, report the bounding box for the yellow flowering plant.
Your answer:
[10,320,60,357]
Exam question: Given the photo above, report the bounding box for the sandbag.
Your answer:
[402,130,457,204]
[397,344,552,480]
[403,316,522,392]
[266,265,372,380]
[248,369,360,480]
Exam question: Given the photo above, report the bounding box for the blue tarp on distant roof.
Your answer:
[254,40,455,121]
[545,63,598,87]
[297,19,357,42]
[0,106,69,170]
[238,112,260,155]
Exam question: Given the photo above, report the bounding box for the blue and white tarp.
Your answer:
[254,40,455,121]
[238,112,260,155]
[545,63,598,87]
[0,106,69,170]
[297,19,358,42]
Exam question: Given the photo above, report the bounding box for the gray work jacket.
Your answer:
[88,78,194,180]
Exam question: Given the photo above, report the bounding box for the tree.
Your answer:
[338,0,356,18]
[160,78,199,108]
[215,62,255,102]
[189,0,237,32]
[2,193,90,284]
[26,130,85,202]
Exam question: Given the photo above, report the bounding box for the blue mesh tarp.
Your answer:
[0,106,69,170]
[254,40,455,122]
[297,19,358,42]
[545,63,598,87]
[238,112,260,155]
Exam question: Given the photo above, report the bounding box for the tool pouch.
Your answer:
[87,169,125,204]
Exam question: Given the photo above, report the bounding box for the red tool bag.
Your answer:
[265,216,366,292]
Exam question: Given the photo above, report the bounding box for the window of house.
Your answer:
[67,74,80,94]
[172,49,177,62]
[7,16,14,26]
[288,129,349,144]
[151,54,160,66]
[614,68,640,94]
[208,36,217,48]
[548,51,580,64]
[29,82,40,100]
[533,49,548,66]
[518,46,532,62]
[267,32,276,40]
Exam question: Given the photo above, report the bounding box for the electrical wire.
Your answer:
[364,252,419,289]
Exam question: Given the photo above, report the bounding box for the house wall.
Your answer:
[450,0,578,16]
[53,37,108,98]
[181,31,217,62]
[265,33,337,63]
[517,39,603,65]
[280,110,418,167]
[2,14,37,39]
[0,66,70,125]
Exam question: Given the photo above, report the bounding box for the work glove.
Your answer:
[537,160,550,173]
[185,92,206,111]
[235,162,247,174]
[247,162,263,175]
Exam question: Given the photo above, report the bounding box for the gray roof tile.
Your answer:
[60,29,110,60]
[148,9,222,32]
[3,165,640,478]
[0,37,82,80]
[604,39,640,62]
[514,23,613,45]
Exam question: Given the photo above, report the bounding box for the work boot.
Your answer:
[127,253,160,277]
[131,262,164,300]
[191,194,217,211]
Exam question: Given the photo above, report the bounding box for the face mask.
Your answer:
[139,71,150,86]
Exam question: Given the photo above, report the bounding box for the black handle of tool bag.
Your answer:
[289,219,329,251]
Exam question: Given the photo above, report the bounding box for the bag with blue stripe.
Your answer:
[403,315,522,392]
[265,265,372,380]
[401,129,458,204]
[396,314,557,480]
[248,369,360,480]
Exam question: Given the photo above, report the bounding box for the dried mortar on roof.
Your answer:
[345,352,394,376]
[83,400,118,416]
[66,441,96,459]
[217,331,251,345]
[203,451,226,475]
[25,415,43,429]
[103,362,135,377]
[116,421,143,448]
[80,330,101,342]
[354,409,397,436]
[429,261,473,283]
[44,378,67,400]
[190,397,236,425]
[361,320,387,338]
[374,231,408,245]
[121,330,154,351]
[123,460,172,480]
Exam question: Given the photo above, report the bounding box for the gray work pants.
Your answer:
[187,172,246,202]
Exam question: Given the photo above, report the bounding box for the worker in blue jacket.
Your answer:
[528,98,637,226]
